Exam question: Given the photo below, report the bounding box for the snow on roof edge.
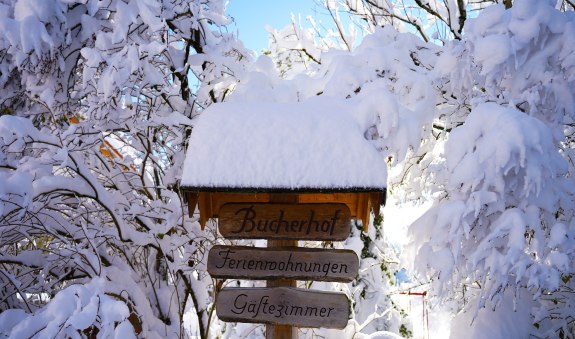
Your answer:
[181,98,388,189]
[180,185,387,193]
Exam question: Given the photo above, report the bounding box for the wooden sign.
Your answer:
[208,245,358,282]
[216,287,349,329]
[218,203,351,240]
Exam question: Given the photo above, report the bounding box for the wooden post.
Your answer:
[266,239,297,339]
[267,194,297,339]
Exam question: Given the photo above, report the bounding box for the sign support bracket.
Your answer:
[266,239,298,339]
[267,194,298,339]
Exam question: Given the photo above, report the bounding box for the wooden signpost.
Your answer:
[208,245,358,282]
[209,202,357,338]
[206,202,357,338]
[216,287,350,329]
[218,203,352,240]
[180,199,365,338]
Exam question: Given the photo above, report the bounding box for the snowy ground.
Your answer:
[385,197,536,339]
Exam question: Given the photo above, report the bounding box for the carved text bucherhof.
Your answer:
[208,245,358,282]
[218,203,352,240]
[216,287,350,329]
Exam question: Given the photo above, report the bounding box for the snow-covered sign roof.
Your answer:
[181,98,387,192]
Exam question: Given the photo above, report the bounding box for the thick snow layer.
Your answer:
[181,97,387,190]
[450,289,533,339]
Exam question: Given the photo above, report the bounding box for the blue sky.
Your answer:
[226,0,323,53]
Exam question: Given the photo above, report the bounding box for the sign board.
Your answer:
[218,203,351,240]
[208,245,358,282]
[216,287,349,329]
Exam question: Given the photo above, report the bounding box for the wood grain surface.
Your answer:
[216,287,350,329]
[218,203,351,240]
[208,245,359,282]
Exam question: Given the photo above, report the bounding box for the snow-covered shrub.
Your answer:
[0,0,251,337]
[406,1,575,336]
